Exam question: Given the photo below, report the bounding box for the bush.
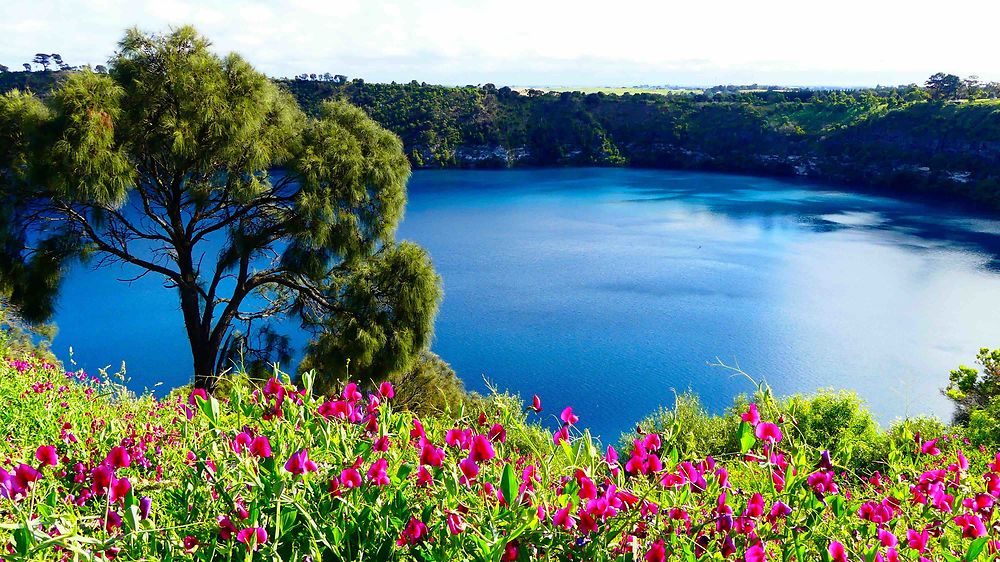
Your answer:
[2,353,997,561]
[387,351,468,416]
[629,386,897,473]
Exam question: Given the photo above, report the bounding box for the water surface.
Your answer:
[53,169,1000,438]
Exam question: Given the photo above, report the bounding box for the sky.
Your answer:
[1,0,999,87]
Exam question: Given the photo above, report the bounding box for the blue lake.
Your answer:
[51,168,1000,438]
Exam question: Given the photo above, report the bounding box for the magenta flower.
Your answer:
[236,527,267,551]
[91,464,114,494]
[342,382,362,402]
[416,465,433,487]
[340,467,362,489]
[109,477,131,504]
[529,394,542,413]
[367,458,390,486]
[920,438,941,456]
[106,446,131,469]
[488,423,507,443]
[745,542,765,562]
[906,529,929,553]
[445,428,472,448]
[806,470,838,498]
[644,539,666,562]
[35,445,58,467]
[419,442,445,467]
[828,541,848,562]
[378,381,394,399]
[560,406,579,425]
[470,434,496,463]
[446,511,466,535]
[955,513,987,538]
[232,432,252,454]
[249,436,272,458]
[878,529,898,548]
[284,449,318,475]
[396,517,429,547]
[183,535,199,554]
[459,457,480,481]
[754,422,782,443]
[552,426,570,444]
[741,403,760,425]
[552,504,576,530]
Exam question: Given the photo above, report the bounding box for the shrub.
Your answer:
[2,354,998,561]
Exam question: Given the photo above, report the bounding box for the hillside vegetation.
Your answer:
[4,335,1000,560]
[4,71,1000,210]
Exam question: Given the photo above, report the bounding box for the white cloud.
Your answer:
[1,0,998,86]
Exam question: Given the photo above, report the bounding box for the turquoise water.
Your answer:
[52,169,1000,438]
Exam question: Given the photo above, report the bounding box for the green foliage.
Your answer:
[627,385,933,473]
[0,27,442,391]
[0,351,994,561]
[386,351,467,417]
[946,347,1000,426]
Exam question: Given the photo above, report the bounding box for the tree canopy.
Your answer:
[0,26,441,392]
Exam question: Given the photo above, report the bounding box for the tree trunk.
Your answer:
[191,340,220,392]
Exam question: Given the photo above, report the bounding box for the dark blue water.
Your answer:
[52,169,1000,438]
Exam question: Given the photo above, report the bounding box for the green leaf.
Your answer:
[500,463,518,507]
[13,525,31,555]
[967,537,989,562]
[829,495,845,518]
[738,421,755,453]
[560,439,574,464]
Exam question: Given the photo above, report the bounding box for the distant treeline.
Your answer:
[4,70,1000,209]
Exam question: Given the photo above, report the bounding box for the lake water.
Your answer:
[51,168,1000,438]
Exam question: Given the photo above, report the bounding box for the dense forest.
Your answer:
[4,69,1000,209]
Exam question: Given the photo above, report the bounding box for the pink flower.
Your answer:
[249,436,272,458]
[828,541,848,562]
[342,382,362,402]
[183,535,199,554]
[446,511,466,534]
[806,470,838,498]
[745,542,766,562]
[741,403,760,425]
[35,445,58,467]
[367,458,390,486]
[416,465,433,487]
[106,446,131,469]
[470,434,496,463]
[340,467,362,489]
[529,394,542,413]
[373,436,391,452]
[878,529,898,547]
[754,422,782,443]
[217,517,237,540]
[553,426,570,444]
[560,406,579,425]
[109,477,131,504]
[419,442,445,467]
[284,449,318,475]
[955,513,987,538]
[552,505,576,530]
[459,457,480,481]
[645,539,666,562]
[232,432,252,454]
[445,428,471,448]
[906,529,928,553]
[91,464,114,494]
[378,381,394,399]
[236,527,268,551]
[488,423,507,443]
[920,439,941,456]
[396,516,429,546]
